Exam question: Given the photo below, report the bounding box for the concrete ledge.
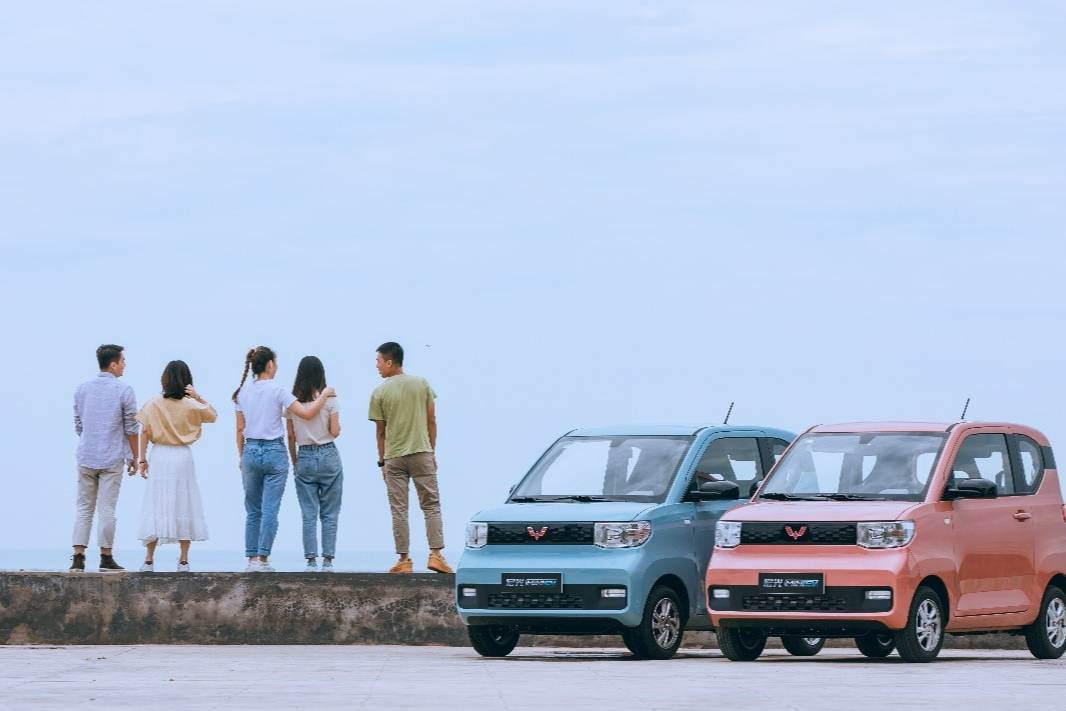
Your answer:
[0,573,1026,648]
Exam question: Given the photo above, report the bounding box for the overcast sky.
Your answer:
[1,2,1064,566]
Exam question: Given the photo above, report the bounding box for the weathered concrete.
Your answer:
[0,573,1026,648]
[1,646,1063,710]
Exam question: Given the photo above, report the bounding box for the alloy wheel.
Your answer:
[915,599,942,651]
[652,598,681,649]
[1047,597,1066,649]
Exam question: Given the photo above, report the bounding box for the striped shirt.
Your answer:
[73,372,139,468]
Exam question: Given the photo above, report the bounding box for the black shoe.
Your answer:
[69,553,86,572]
[99,555,125,572]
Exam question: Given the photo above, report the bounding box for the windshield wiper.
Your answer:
[824,493,889,501]
[758,492,830,501]
[509,496,550,503]
[554,495,612,503]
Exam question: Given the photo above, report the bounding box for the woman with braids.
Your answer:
[135,360,215,572]
[286,356,343,572]
[234,346,335,572]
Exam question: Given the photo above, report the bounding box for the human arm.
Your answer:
[74,388,83,436]
[286,418,297,466]
[138,429,149,478]
[286,386,336,421]
[426,399,436,452]
[329,410,341,439]
[122,386,139,474]
[375,420,386,475]
[236,410,246,465]
[187,386,217,423]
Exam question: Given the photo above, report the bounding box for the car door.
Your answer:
[949,432,1037,616]
[688,433,764,584]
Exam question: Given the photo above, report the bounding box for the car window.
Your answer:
[1016,436,1044,493]
[770,439,789,464]
[951,434,1014,495]
[694,437,763,490]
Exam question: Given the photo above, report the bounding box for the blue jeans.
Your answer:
[294,442,343,558]
[242,438,288,557]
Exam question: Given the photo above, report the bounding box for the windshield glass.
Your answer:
[760,433,947,501]
[512,435,693,503]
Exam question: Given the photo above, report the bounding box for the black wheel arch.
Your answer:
[650,574,691,626]
[915,575,950,621]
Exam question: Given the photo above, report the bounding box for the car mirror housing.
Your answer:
[693,481,740,501]
[944,478,998,500]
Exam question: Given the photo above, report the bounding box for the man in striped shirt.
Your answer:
[70,344,139,572]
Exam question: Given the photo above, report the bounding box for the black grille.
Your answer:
[487,593,586,609]
[742,594,850,612]
[740,522,856,545]
[487,523,594,545]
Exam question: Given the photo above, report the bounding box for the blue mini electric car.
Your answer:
[456,424,798,659]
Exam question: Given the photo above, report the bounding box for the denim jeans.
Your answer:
[242,438,288,557]
[294,442,343,558]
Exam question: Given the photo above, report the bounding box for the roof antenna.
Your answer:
[723,401,734,425]
[960,397,971,421]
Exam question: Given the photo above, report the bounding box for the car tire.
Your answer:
[717,627,767,661]
[781,636,825,656]
[467,625,520,657]
[854,632,896,658]
[625,585,685,660]
[1024,585,1066,660]
[894,586,945,662]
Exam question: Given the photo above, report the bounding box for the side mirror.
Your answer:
[692,481,740,501]
[944,479,997,500]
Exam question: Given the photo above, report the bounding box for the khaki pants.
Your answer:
[384,452,443,555]
[72,463,124,548]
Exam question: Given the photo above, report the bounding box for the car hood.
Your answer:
[724,500,921,522]
[472,501,656,523]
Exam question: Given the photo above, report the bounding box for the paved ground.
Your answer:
[1,645,1063,709]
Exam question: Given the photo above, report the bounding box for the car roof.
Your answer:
[567,424,795,438]
[809,421,958,433]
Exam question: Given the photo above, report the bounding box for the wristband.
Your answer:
[377,460,385,468]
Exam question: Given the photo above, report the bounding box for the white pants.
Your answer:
[72,463,124,548]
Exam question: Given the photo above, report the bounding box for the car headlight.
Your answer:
[594,521,651,548]
[465,522,487,549]
[857,521,915,549]
[715,521,741,548]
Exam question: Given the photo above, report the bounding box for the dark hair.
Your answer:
[292,356,327,404]
[161,360,193,400]
[377,342,404,366]
[232,346,276,402]
[97,344,124,370]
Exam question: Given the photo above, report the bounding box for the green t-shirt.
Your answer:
[368,374,437,460]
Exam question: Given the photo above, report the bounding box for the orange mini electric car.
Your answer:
[707,421,1066,662]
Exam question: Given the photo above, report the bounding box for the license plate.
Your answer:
[759,572,824,595]
[501,572,562,593]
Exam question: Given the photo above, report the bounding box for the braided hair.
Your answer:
[232,346,276,402]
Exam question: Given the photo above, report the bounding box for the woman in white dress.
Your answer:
[135,360,215,571]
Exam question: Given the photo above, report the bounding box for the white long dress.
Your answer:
[138,443,209,544]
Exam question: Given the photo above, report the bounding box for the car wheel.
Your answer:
[467,625,520,657]
[1024,585,1066,660]
[626,585,685,660]
[781,636,825,656]
[855,632,896,658]
[717,627,767,661]
[894,586,945,662]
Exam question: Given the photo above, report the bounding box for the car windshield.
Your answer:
[511,435,693,503]
[759,432,948,502]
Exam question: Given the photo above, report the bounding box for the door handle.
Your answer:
[1013,511,1032,521]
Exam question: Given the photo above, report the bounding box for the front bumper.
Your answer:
[707,546,919,633]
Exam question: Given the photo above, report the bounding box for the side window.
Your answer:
[1015,436,1044,494]
[771,439,790,464]
[951,434,1014,495]
[694,438,763,491]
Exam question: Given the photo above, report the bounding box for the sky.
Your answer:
[1,2,1064,567]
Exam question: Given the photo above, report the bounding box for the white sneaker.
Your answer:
[304,558,318,572]
[244,560,262,573]
[258,562,275,572]
[321,558,334,573]
[177,562,190,572]
[139,562,154,572]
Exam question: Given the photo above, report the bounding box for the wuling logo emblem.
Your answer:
[784,525,808,541]
[527,526,548,541]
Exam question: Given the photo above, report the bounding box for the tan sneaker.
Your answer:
[389,557,413,574]
[427,551,453,574]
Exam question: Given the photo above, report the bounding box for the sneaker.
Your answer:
[69,553,86,573]
[140,561,155,572]
[389,557,413,574]
[427,551,453,574]
[99,555,125,572]
[244,560,262,573]
[304,558,318,573]
[321,558,334,573]
[177,561,190,573]
[257,562,275,572]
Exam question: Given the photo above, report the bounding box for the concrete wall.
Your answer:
[0,572,1024,648]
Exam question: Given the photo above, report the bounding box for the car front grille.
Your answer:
[740,522,857,545]
[487,523,594,545]
[487,593,586,609]
[742,594,850,612]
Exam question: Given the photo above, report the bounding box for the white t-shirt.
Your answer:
[286,396,339,446]
[235,379,296,440]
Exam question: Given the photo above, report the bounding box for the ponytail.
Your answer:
[232,349,254,402]
[233,346,277,402]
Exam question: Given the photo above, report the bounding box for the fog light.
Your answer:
[712,588,731,599]
[601,588,627,598]
[461,587,477,598]
[865,590,892,601]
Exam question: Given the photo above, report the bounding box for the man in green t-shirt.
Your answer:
[368,342,452,574]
